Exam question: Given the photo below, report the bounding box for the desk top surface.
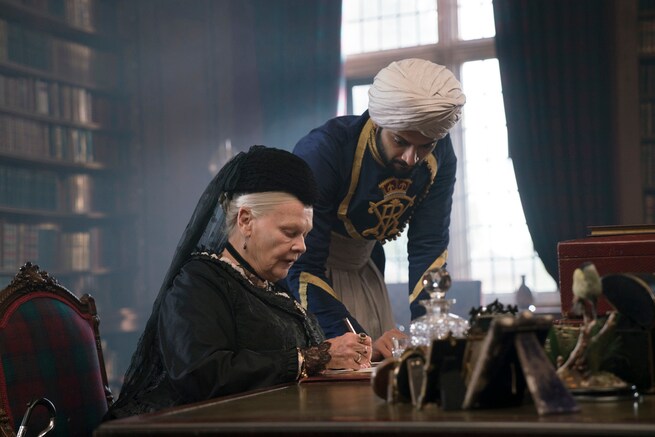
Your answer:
[95,380,655,436]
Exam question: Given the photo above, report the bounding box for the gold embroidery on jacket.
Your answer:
[337,120,440,241]
[362,178,415,240]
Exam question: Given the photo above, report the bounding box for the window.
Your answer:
[342,0,438,55]
[457,0,496,40]
[342,0,557,298]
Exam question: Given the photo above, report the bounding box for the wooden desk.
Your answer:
[95,380,655,436]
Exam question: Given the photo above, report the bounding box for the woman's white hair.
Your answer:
[223,192,308,236]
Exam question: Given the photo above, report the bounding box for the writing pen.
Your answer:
[344,317,357,334]
[344,318,368,342]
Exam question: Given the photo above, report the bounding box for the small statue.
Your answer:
[571,262,602,321]
[556,262,627,391]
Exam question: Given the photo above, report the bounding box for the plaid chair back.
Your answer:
[0,263,112,437]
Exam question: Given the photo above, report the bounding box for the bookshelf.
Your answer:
[640,1,655,223]
[0,0,138,392]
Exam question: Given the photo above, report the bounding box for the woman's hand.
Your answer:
[372,328,407,361]
[325,332,372,369]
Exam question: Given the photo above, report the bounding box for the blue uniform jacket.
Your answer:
[286,111,456,338]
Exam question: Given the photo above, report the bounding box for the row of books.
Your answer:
[639,102,655,137]
[639,63,655,98]
[640,19,655,56]
[61,173,93,213]
[0,73,93,123]
[0,167,98,212]
[6,0,110,32]
[0,222,108,271]
[0,19,118,88]
[1,222,57,270]
[0,114,97,163]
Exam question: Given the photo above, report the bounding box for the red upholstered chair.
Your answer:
[0,262,113,436]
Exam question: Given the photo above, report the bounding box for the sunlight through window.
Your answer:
[342,0,438,55]
[461,59,556,293]
[458,0,496,40]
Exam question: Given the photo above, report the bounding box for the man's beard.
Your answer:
[375,129,416,177]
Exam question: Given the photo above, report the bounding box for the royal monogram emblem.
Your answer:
[363,178,415,240]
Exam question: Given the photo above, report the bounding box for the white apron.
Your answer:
[325,232,395,340]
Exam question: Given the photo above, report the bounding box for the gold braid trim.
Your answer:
[337,119,375,239]
[409,249,448,304]
[299,271,339,309]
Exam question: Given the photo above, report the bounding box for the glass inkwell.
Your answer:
[409,267,469,347]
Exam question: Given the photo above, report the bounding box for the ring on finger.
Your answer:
[354,354,362,364]
[358,333,367,344]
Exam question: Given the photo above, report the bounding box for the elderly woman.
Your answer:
[105,146,372,420]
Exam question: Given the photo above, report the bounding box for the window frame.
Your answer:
[344,0,497,81]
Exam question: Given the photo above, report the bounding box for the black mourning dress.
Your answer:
[106,253,325,418]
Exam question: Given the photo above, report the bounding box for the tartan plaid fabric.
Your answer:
[0,293,108,437]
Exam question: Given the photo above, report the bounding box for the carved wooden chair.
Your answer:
[0,262,113,436]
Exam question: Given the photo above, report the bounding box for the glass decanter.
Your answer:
[409,267,470,347]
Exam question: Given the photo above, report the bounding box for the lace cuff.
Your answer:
[299,342,332,377]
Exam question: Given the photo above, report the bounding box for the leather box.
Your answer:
[557,233,655,317]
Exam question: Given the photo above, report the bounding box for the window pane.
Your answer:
[458,0,495,40]
[399,14,417,47]
[361,19,381,52]
[461,59,556,294]
[383,230,410,283]
[342,0,438,55]
[342,21,362,54]
[418,9,439,45]
[379,16,399,51]
[351,84,371,114]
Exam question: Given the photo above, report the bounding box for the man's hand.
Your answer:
[372,328,408,361]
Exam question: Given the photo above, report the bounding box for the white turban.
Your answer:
[368,59,466,139]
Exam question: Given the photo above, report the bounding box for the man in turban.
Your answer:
[286,59,466,360]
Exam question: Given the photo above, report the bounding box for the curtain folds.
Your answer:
[205,0,342,153]
[250,0,343,150]
[492,0,617,281]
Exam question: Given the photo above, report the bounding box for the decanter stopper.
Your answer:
[422,266,451,300]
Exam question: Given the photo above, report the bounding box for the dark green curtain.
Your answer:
[250,0,342,150]
[492,0,617,281]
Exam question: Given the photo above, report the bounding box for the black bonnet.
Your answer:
[220,145,318,206]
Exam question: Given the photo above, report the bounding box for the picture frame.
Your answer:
[462,313,579,415]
